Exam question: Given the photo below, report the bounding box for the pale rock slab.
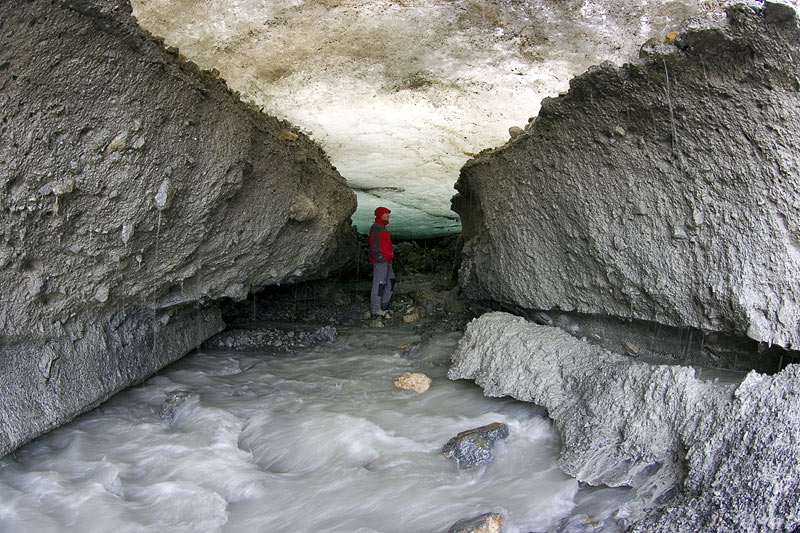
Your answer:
[394,372,432,393]
[449,312,800,531]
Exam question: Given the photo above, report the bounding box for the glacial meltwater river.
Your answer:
[0,322,633,532]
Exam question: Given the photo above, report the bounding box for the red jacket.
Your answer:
[369,218,393,264]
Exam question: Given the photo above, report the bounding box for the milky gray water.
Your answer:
[0,323,632,532]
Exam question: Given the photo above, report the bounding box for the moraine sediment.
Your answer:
[449,3,800,531]
[449,312,800,531]
[0,0,357,457]
[452,2,800,351]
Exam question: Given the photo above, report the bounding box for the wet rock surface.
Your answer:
[442,422,510,469]
[202,325,337,353]
[159,390,197,422]
[452,3,800,350]
[393,372,432,393]
[449,312,800,532]
[446,512,504,533]
[0,0,356,457]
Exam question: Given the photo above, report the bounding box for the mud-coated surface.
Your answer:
[449,311,800,532]
[453,3,800,350]
[0,0,356,457]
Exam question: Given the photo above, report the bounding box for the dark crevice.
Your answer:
[214,234,470,336]
[470,299,799,375]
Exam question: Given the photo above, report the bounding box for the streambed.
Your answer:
[0,322,632,532]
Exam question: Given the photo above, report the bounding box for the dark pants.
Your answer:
[370,261,395,315]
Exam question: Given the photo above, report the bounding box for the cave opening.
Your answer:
[212,234,471,339]
[503,305,800,377]
[3,1,800,531]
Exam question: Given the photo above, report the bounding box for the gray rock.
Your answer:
[559,513,605,533]
[159,390,196,422]
[312,326,338,343]
[449,312,800,532]
[442,422,509,468]
[451,4,800,350]
[0,0,357,457]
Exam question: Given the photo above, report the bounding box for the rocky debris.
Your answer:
[442,422,510,469]
[411,285,473,336]
[331,291,351,306]
[393,372,431,393]
[159,390,197,422]
[217,235,474,335]
[446,512,504,533]
[557,513,606,533]
[414,286,469,317]
[202,325,337,352]
[222,278,370,327]
[0,0,356,457]
[356,235,460,281]
[402,310,421,323]
[451,3,800,350]
[449,312,800,532]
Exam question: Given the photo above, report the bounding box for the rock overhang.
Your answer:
[129,0,726,239]
[452,1,800,349]
[0,0,358,457]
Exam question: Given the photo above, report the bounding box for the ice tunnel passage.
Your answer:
[129,0,731,239]
[3,0,800,531]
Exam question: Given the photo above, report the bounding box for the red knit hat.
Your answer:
[374,206,391,217]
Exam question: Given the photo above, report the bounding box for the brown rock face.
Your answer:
[0,0,357,457]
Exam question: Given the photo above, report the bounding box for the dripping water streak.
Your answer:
[251,283,256,321]
[663,58,678,155]
[701,56,712,100]
[152,211,161,354]
[120,243,127,317]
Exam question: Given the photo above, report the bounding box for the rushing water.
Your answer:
[0,322,632,532]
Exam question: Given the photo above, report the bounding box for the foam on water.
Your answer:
[0,325,632,532]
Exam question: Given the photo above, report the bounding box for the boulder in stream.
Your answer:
[447,512,504,533]
[442,422,509,469]
[394,372,431,393]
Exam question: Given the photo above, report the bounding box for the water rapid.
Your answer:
[0,323,632,532]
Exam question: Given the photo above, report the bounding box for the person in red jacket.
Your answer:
[369,206,395,317]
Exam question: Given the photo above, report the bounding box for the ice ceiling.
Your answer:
[131,0,722,239]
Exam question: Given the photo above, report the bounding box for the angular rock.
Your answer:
[393,372,431,393]
[449,312,800,531]
[447,512,504,533]
[451,3,800,349]
[0,0,357,457]
[442,422,509,469]
[402,312,419,323]
[159,390,196,422]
